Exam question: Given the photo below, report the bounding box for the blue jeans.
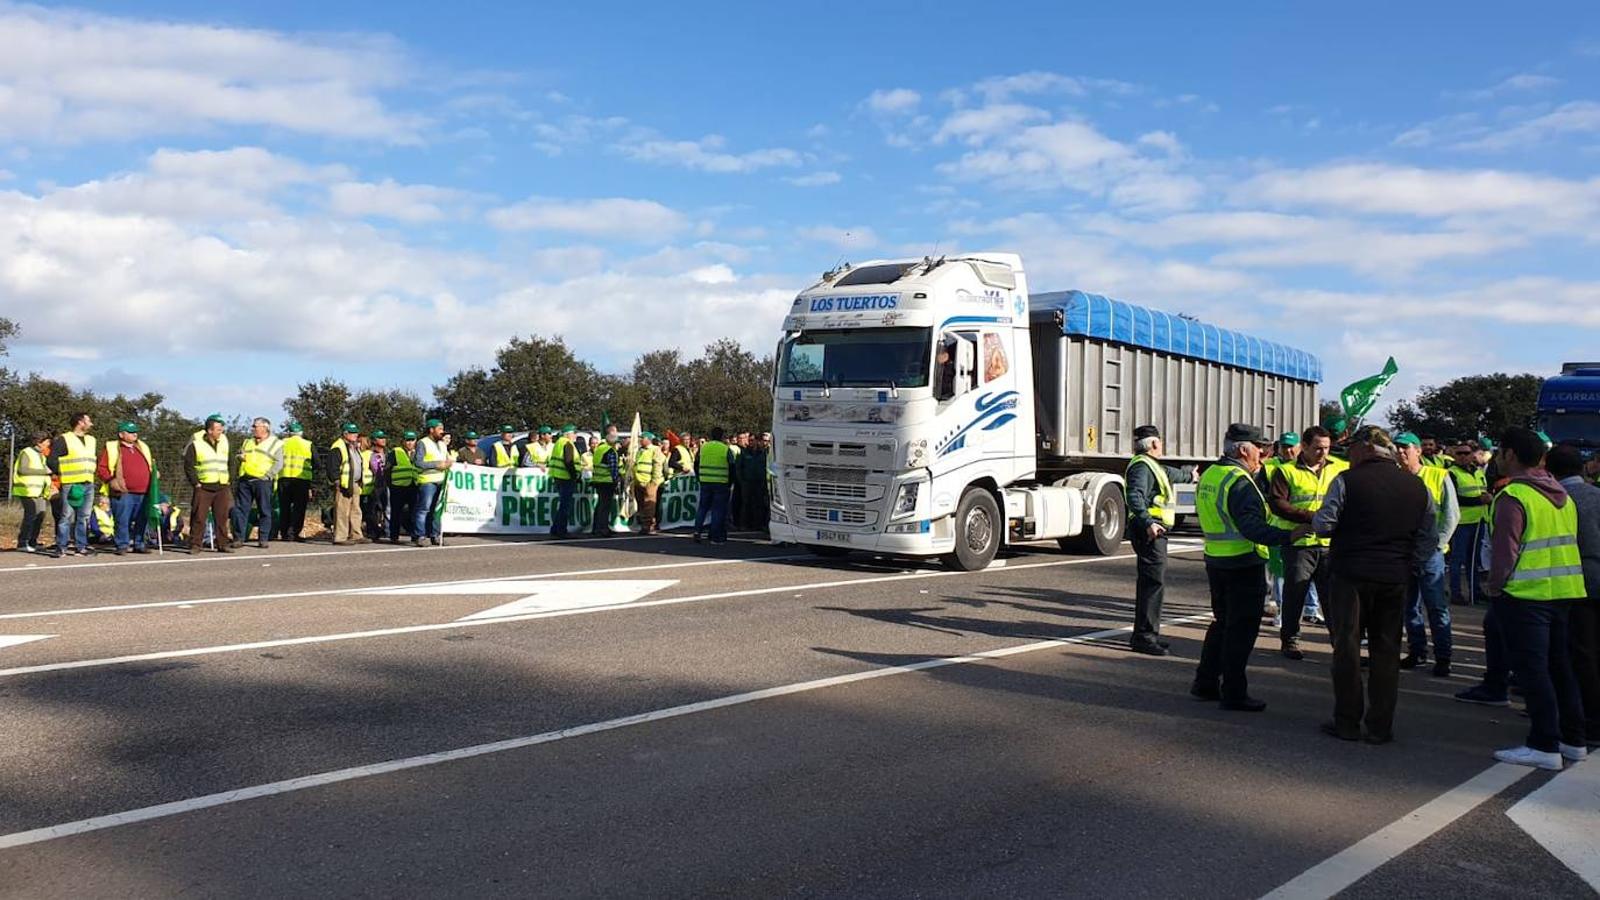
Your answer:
[1499,597,1586,752]
[54,485,93,551]
[230,477,274,543]
[413,482,441,540]
[696,483,731,542]
[1404,550,1453,659]
[1448,522,1483,604]
[552,479,576,537]
[109,492,147,551]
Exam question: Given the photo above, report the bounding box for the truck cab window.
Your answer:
[935,332,978,402]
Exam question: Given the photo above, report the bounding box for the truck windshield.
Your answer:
[1541,412,1600,449]
[778,327,931,388]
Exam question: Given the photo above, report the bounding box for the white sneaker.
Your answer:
[1559,743,1588,762]
[1495,746,1563,771]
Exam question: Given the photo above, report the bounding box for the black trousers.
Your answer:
[1569,598,1600,745]
[1500,597,1586,752]
[1195,563,1267,701]
[388,486,417,541]
[1280,545,1331,645]
[591,483,616,535]
[276,478,310,540]
[1328,576,1405,740]
[16,497,48,548]
[1129,527,1166,641]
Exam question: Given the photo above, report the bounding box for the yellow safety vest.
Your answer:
[1125,454,1175,527]
[239,436,282,480]
[1273,458,1348,547]
[330,440,367,490]
[699,441,731,484]
[10,447,51,498]
[417,437,448,485]
[360,449,378,497]
[671,444,695,475]
[590,443,617,484]
[57,432,98,485]
[633,446,665,484]
[1417,465,1451,532]
[280,436,314,480]
[192,433,231,486]
[1495,483,1585,601]
[1197,463,1269,560]
[492,442,518,468]
[390,447,418,487]
[1450,466,1488,525]
[103,440,154,481]
[549,436,574,481]
[527,442,553,466]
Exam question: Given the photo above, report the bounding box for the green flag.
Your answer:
[143,468,162,530]
[1339,357,1400,425]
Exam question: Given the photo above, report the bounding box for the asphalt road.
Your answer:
[0,532,1593,898]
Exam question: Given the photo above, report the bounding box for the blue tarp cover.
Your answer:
[1031,289,1322,383]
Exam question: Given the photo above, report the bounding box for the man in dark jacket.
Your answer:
[1313,426,1434,743]
[1124,424,1195,655]
[1191,423,1305,711]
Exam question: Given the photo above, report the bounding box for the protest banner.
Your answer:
[441,463,700,534]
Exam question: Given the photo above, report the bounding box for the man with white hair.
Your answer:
[1124,424,1196,655]
[232,416,284,549]
[1192,423,1306,712]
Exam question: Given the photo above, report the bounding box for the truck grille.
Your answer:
[801,505,869,526]
[801,481,869,501]
[806,466,865,484]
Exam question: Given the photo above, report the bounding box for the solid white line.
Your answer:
[0,549,1189,679]
[1259,762,1533,899]
[0,554,809,621]
[0,611,1210,851]
[0,530,707,575]
[1506,757,1600,890]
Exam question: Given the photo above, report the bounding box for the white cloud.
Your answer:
[1235,163,1600,221]
[955,71,1139,106]
[1211,229,1522,276]
[1446,73,1561,101]
[328,179,469,223]
[933,104,1048,145]
[796,225,879,250]
[45,146,342,221]
[784,171,841,187]
[0,4,420,142]
[1455,101,1600,151]
[486,197,688,239]
[862,88,921,115]
[617,134,802,173]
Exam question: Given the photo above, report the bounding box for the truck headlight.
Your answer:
[893,481,920,517]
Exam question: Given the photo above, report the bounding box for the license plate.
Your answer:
[816,530,851,543]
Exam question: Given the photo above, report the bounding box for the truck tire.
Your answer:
[1060,484,1125,556]
[806,544,852,559]
[942,487,1001,571]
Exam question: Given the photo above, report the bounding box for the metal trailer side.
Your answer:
[1028,291,1321,471]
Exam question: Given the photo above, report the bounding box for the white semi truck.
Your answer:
[767,253,1322,570]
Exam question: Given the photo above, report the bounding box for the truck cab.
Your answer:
[1538,363,1600,453]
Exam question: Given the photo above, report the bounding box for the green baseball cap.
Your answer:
[1279,432,1299,447]
[288,423,303,434]
[116,421,139,434]
[370,429,387,439]
[500,424,515,434]
[560,423,577,433]
[1537,430,1553,447]
[1394,431,1422,448]
[538,426,552,435]
[205,413,225,426]
[641,431,656,440]
[425,418,443,428]
[342,423,360,434]
[403,430,418,440]
[1478,436,1494,451]
[464,430,478,440]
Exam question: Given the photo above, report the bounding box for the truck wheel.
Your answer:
[807,544,851,559]
[1060,484,1125,556]
[942,488,1000,571]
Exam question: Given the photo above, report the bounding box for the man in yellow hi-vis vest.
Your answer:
[693,427,735,544]
[1123,424,1196,656]
[1266,425,1348,660]
[1478,428,1588,771]
[11,431,54,553]
[327,423,368,545]
[631,432,668,534]
[183,414,235,553]
[1192,423,1304,712]
[231,417,285,549]
[276,423,315,542]
[412,418,452,546]
[48,411,98,557]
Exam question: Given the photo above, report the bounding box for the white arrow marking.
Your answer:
[362,579,678,621]
[0,635,55,651]
[1507,758,1600,891]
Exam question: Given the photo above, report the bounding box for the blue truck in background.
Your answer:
[1538,362,1600,451]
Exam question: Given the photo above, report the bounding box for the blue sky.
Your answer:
[1,1,1597,422]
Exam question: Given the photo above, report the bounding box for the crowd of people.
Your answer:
[7,413,772,557]
[1125,419,1600,771]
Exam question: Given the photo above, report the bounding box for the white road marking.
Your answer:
[0,554,806,621]
[0,549,1188,679]
[1507,757,1600,890]
[0,635,54,651]
[0,612,1210,851]
[432,580,675,620]
[1259,762,1533,899]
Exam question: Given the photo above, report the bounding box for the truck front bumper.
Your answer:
[768,518,955,557]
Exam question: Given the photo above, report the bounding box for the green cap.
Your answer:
[1279,432,1299,447]
[1537,430,1553,447]
[641,431,656,440]
[538,426,552,435]
[500,424,515,434]
[205,413,225,426]
[403,430,418,440]
[1478,436,1494,450]
[1394,431,1422,448]
[425,418,443,428]
[560,423,577,433]
[370,429,387,439]
[464,430,478,440]
[116,421,139,434]
[342,423,359,434]
[1326,416,1347,434]
[288,423,303,434]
